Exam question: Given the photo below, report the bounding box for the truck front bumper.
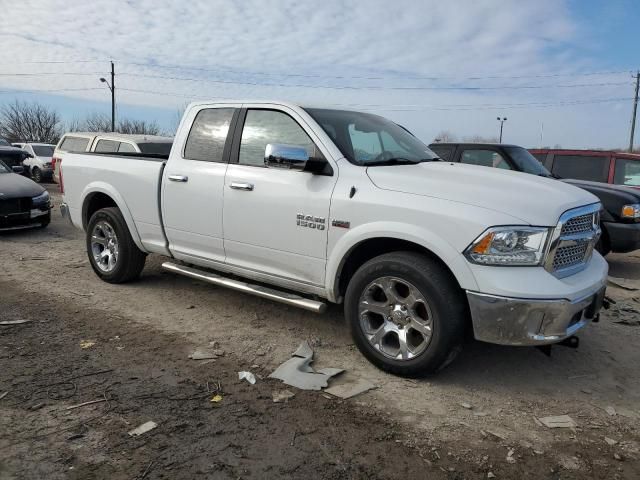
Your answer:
[467,284,606,346]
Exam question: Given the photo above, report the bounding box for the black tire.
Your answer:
[32,167,42,183]
[345,252,467,376]
[86,207,146,283]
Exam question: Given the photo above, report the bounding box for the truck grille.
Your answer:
[561,213,595,236]
[545,204,601,278]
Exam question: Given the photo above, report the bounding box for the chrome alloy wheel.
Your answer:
[91,220,119,273]
[358,276,433,361]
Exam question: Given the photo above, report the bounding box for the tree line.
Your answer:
[0,100,163,144]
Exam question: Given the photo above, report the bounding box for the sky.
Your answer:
[0,0,638,148]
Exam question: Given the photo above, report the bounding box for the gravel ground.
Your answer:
[1,185,639,479]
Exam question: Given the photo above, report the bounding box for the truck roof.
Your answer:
[529,148,640,159]
[62,132,173,143]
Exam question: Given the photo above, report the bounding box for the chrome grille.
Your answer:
[552,243,589,270]
[561,213,594,236]
[545,204,601,278]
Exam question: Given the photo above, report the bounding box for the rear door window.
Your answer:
[613,158,640,187]
[94,139,119,153]
[460,149,511,169]
[59,136,90,152]
[184,108,235,162]
[551,154,609,182]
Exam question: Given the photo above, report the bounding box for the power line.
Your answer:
[0,72,107,77]
[117,72,630,91]
[0,87,103,95]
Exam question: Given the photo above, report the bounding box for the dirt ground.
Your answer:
[1,185,639,479]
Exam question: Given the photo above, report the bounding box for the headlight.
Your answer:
[31,190,49,205]
[621,204,640,221]
[464,227,550,266]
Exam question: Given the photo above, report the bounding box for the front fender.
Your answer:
[325,221,479,302]
[80,182,146,252]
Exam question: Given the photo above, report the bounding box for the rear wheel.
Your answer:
[86,207,146,283]
[32,167,43,183]
[345,252,467,376]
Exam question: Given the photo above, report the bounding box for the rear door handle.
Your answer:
[168,174,188,182]
[230,182,254,191]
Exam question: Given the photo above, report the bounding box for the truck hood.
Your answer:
[366,161,598,226]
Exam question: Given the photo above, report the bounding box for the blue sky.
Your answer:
[0,0,638,148]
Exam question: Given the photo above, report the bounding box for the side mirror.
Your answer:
[264,143,309,171]
[12,165,24,174]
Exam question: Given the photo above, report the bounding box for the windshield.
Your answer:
[504,146,553,176]
[32,145,54,157]
[305,108,439,166]
[138,142,172,155]
[0,160,9,173]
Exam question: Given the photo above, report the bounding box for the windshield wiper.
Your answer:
[366,157,431,166]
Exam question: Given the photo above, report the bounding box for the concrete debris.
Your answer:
[0,319,31,325]
[604,437,618,446]
[607,277,638,291]
[324,377,376,399]
[605,406,617,416]
[460,402,472,410]
[269,341,343,391]
[483,429,507,441]
[128,421,158,437]
[238,371,256,385]
[487,473,496,479]
[79,340,96,349]
[537,415,576,428]
[272,390,296,403]
[506,448,516,464]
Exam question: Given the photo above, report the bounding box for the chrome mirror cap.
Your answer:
[264,143,309,170]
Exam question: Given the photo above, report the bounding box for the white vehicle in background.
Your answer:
[52,133,173,183]
[59,101,608,376]
[12,142,55,183]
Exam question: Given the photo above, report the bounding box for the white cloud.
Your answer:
[0,0,633,147]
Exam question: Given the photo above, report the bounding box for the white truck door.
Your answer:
[162,105,239,264]
[223,107,337,286]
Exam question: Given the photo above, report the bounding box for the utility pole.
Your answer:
[110,61,115,133]
[630,70,639,153]
[100,61,115,132]
[497,117,507,143]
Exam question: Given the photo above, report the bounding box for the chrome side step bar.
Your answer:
[161,262,327,314]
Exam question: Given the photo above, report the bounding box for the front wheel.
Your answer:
[86,207,147,283]
[345,252,467,376]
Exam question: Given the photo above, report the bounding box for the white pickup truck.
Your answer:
[60,101,608,375]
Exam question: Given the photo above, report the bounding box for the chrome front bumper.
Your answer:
[467,285,606,346]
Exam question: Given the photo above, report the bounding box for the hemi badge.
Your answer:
[331,220,350,229]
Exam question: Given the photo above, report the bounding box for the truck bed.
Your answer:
[61,151,169,255]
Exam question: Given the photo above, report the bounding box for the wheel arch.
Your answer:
[80,184,145,252]
[327,227,478,303]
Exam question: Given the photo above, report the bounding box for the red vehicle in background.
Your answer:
[529,149,640,190]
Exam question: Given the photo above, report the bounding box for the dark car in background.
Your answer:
[0,159,51,230]
[529,149,640,190]
[429,143,640,255]
[0,145,31,176]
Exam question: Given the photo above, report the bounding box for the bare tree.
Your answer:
[463,135,500,143]
[0,100,62,143]
[433,130,457,143]
[76,113,161,135]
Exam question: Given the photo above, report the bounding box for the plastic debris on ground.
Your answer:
[269,341,344,391]
[537,415,576,428]
[238,371,256,385]
[0,319,31,325]
[128,421,158,437]
[272,389,296,403]
[210,394,223,403]
[79,340,96,349]
[324,377,376,399]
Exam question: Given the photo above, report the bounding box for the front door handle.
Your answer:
[168,174,188,182]
[230,182,254,191]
